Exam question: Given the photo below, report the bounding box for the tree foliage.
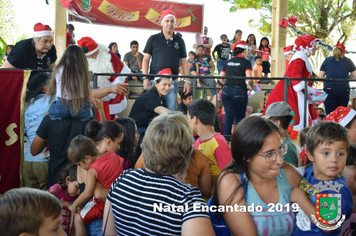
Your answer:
[224,0,356,45]
[0,0,18,45]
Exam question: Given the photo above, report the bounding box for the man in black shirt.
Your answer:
[2,23,57,77]
[142,9,190,111]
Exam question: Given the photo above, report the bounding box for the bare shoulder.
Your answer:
[282,163,302,189]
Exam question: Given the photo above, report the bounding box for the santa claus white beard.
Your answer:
[87,45,114,89]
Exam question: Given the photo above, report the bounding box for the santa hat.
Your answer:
[283,45,294,55]
[155,68,172,81]
[333,41,346,55]
[324,106,356,127]
[294,35,322,52]
[232,41,248,51]
[161,9,176,24]
[33,23,53,38]
[77,37,100,56]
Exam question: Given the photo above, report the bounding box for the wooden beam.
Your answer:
[271,0,287,78]
[54,0,67,62]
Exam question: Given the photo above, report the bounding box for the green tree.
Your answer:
[225,0,356,46]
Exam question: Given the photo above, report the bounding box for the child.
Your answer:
[298,126,311,168]
[258,89,271,113]
[178,91,193,115]
[0,187,65,236]
[188,51,200,86]
[48,163,79,235]
[212,34,231,74]
[258,37,271,77]
[291,122,353,235]
[47,45,92,121]
[115,117,140,169]
[340,144,356,235]
[187,98,232,197]
[246,34,257,67]
[253,55,263,78]
[67,135,124,236]
[3,44,13,62]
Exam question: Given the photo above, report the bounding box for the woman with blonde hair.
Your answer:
[104,113,215,236]
[319,41,356,114]
[47,45,92,120]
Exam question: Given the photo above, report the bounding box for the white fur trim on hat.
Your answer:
[34,30,53,38]
[340,109,356,127]
[161,14,176,24]
[85,45,100,56]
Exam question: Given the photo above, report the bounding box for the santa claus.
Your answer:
[77,37,131,120]
[264,35,321,133]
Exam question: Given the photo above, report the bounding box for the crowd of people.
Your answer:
[2,7,356,236]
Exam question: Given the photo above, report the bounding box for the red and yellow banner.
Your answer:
[0,70,30,194]
[67,0,203,33]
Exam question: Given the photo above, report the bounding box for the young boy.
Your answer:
[253,55,263,78]
[178,91,193,115]
[67,135,123,236]
[188,51,200,86]
[0,187,65,236]
[291,122,353,235]
[187,98,232,194]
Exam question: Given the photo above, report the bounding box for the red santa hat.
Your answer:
[155,68,172,81]
[77,37,100,56]
[294,35,322,51]
[333,41,346,55]
[33,23,53,38]
[324,106,356,127]
[232,41,248,51]
[161,9,176,24]
[283,45,294,55]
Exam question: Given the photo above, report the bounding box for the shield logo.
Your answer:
[315,193,342,224]
[174,42,179,49]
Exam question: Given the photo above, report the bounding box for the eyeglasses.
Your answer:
[166,39,172,47]
[257,144,288,163]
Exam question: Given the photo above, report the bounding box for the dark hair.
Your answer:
[306,121,350,156]
[215,116,280,206]
[108,42,117,51]
[265,89,272,96]
[181,91,192,101]
[254,55,262,61]
[319,113,326,120]
[232,47,245,57]
[67,23,74,30]
[85,120,124,144]
[130,40,139,47]
[58,163,77,190]
[246,34,256,46]
[299,126,310,147]
[67,135,99,163]
[196,44,205,50]
[5,45,14,56]
[188,51,196,57]
[259,37,271,54]
[269,115,293,130]
[115,117,137,166]
[220,34,228,41]
[346,144,356,166]
[134,130,145,162]
[232,29,242,41]
[188,98,216,126]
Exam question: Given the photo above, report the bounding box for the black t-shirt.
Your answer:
[7,38,57,77]
[222,55,252,89]
[36,115,90,188]
[177,102,187,115]
[143,31,187,77]
[128,90,167,128]
[213,44,231,60]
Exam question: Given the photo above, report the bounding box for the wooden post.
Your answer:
[271,0,287,78]
[54,0,67,62]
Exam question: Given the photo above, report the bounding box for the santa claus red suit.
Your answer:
[78,37,131,120]
[264,35,321,133]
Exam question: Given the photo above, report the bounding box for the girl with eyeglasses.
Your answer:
[212,116,302,236]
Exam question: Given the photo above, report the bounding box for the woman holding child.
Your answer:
[213,116,302,235]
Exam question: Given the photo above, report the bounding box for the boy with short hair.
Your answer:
[178,91,193,115]
[0,187,65,236]
[253,55,263,78]
[291,121,353,235]
[67,135,123,236]
[265,101,299,167]
[187,98,232,191]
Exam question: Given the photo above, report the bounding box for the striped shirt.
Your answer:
[107,168,210,235]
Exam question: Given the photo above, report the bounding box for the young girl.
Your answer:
[115,117,140,170]
[48,163,79,235]
[297,126,310,168]
[188,51,200,86]
[258,37,271,77]
[47,45,92,121]
[212,34,231,74]
[246,34,257,67]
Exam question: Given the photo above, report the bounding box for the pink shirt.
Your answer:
[259,47,270,60]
